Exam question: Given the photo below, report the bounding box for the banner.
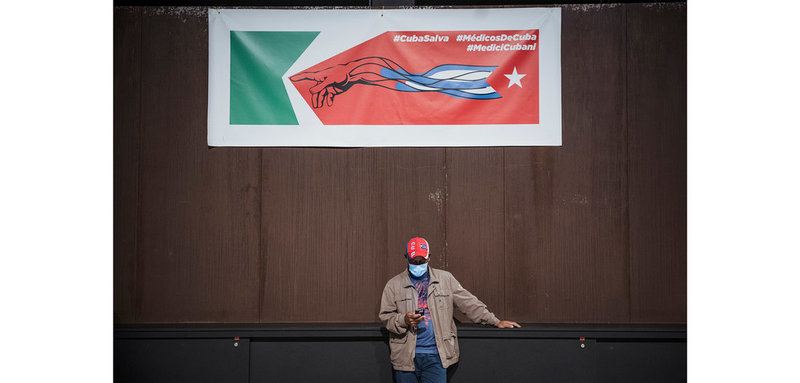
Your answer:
[208,8,561,147]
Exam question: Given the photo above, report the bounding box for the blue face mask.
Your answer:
[409,263,428,277]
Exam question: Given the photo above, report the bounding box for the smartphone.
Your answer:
[414,308,424,316]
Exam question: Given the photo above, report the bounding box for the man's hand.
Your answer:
[290,65,353,108]
[404,311,424,327]
[290,58,393,108]
[496,320,521,328]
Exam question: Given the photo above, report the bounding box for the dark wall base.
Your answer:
[115,338,250,382]
[114,325,686,383]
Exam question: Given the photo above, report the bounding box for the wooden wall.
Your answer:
[114,4,686,324]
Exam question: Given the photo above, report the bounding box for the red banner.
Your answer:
[290,30,539,125]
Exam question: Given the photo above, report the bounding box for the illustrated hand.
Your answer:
[290,64,355,108]
[497,320,521,328]
[404,311,425,327]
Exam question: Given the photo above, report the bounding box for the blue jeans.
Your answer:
[394,353,446,383]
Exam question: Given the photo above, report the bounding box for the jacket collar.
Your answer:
[402,266,441,288]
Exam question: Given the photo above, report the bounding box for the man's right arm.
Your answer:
[378,283,409,335]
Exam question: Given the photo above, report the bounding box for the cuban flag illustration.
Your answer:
[359,58,500,100]
[290,57,501,109]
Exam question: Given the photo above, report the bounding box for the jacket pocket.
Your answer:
[395,297,413,314]
[389,332,408,365]
[441,333,457,359]
[434,290,451,310]
[389,331,408,344]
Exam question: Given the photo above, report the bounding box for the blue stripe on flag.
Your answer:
[379,63,500,100]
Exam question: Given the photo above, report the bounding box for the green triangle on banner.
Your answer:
[229,31,319,125]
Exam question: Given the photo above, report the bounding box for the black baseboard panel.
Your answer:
[114,324,686,383]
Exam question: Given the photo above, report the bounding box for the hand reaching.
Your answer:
[290,57,398,108]
[290,64,354,108]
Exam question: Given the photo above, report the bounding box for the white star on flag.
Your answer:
[504,67,526,88]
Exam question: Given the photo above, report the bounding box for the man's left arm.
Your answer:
[450,275,521,328]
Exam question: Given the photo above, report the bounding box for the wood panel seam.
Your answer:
[443,149,449,268]
[624,4,633,324]
[133,7,144,324]
[502,147,507,318]
[258,149,264,322]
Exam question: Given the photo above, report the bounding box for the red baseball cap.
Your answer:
[406,237,430,260]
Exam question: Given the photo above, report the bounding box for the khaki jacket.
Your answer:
[378,267,500,371]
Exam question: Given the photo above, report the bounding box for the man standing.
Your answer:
[379,237,520,383]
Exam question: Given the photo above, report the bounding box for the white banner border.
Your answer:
[208,8,562,147]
